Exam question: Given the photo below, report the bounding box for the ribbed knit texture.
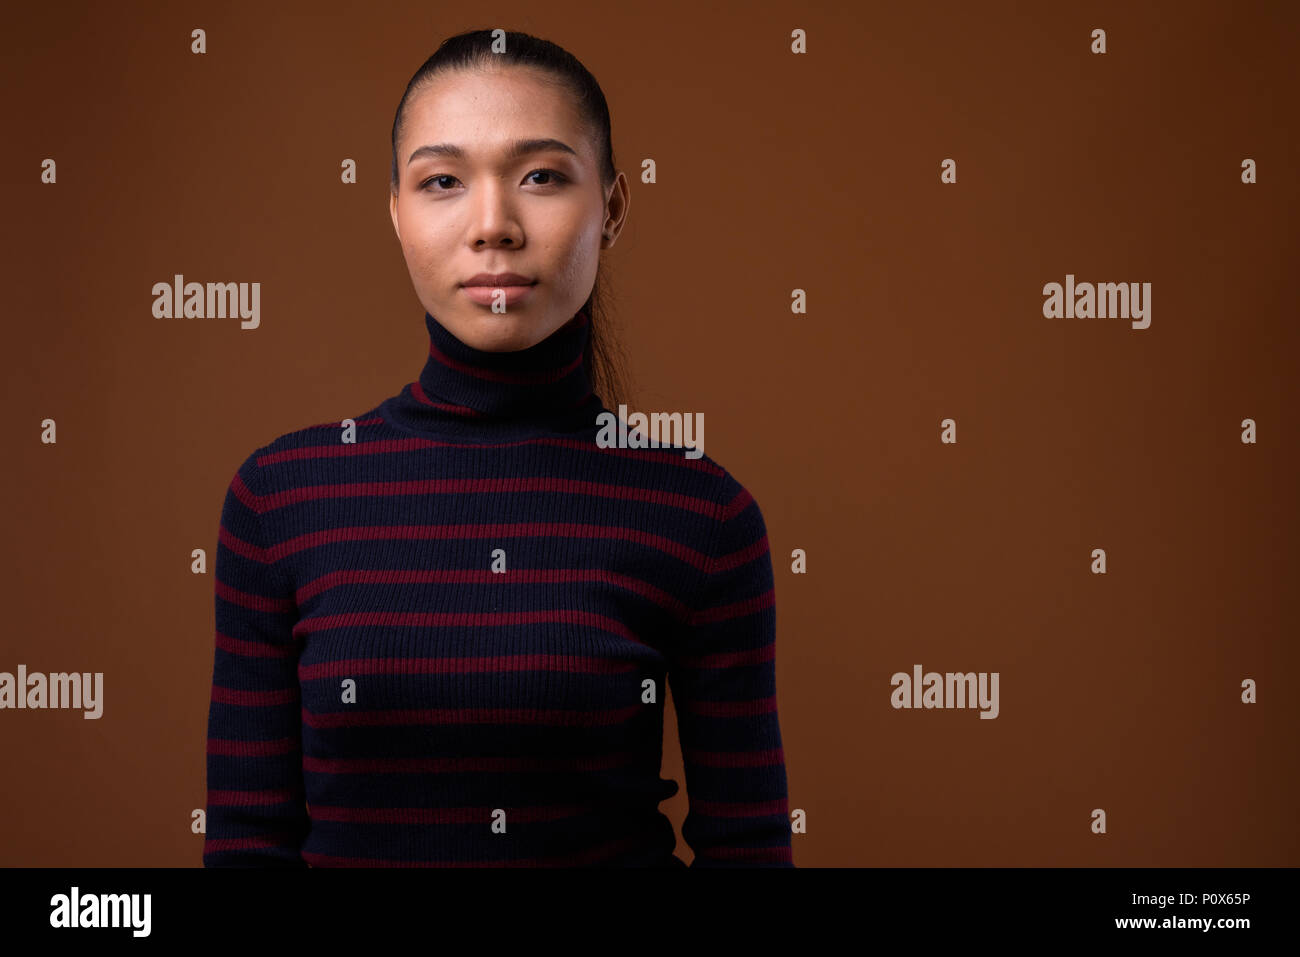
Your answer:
[203,306,792,867]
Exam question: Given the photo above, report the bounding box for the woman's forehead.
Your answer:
[402,74,591,160]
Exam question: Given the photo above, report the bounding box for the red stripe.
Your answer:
[410,380,483,417]
[690,798,788,817]
[683,746,786,768]
[299,654,636,680]
[302,415,385,430]
[208,736,298,756]
[211,685,298,706]
[214,632,298,658]
[215,580,295,613]
[686,695,778,718]
[302,704,642,729]
[295,567,689,619]
[218,525,270,563]
[229,471,259,511]
[309,803,593,824]
[694,844,794,864]
[689,587,775,625]
[290,609,643,644]
[302,751,637,774]
[711,534,769,573]
[720,486,754,521]
[204,835,299,853]
[675,644,775,669]
[207,788,300,806]
[256,477,718,517]
[253,435,725,475]
[266,523,710,570]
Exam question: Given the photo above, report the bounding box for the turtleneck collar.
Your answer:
[380,305,604,440]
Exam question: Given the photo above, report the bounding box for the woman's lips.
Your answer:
[460,283,537,307]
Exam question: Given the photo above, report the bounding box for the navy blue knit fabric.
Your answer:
[203,307,792,866]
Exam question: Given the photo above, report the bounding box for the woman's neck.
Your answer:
[381,306,604,440]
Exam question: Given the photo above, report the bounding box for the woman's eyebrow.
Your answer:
[406,137,578,166]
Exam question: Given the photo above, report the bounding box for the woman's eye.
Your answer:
[525,169,567,186]
[419,169,567,191]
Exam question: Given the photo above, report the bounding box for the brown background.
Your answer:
[2,0,1297,866]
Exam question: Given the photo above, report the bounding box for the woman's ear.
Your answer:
[602,173,630,248]
[388,190,402,243]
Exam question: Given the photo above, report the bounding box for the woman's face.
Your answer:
[389,66,629,352]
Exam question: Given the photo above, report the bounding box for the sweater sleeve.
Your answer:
[203,451,310,867]
[666,471,793,866]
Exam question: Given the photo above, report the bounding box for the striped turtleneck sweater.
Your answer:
[203,306,792,867]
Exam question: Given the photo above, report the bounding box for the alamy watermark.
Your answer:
[595,405,703,459]
[152,274,260,329]
[891,664,999,719]
[49,886,150,937]
[1042,273,1150,329]
[0,665,103,718]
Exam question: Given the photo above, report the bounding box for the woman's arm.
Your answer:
[203,452,310,867]
[667,471,794,866]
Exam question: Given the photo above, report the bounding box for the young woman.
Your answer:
[204,28,792,867]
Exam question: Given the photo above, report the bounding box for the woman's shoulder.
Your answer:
[225,399,391,487]
[696,456,768,533]
[612,439,765,533]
